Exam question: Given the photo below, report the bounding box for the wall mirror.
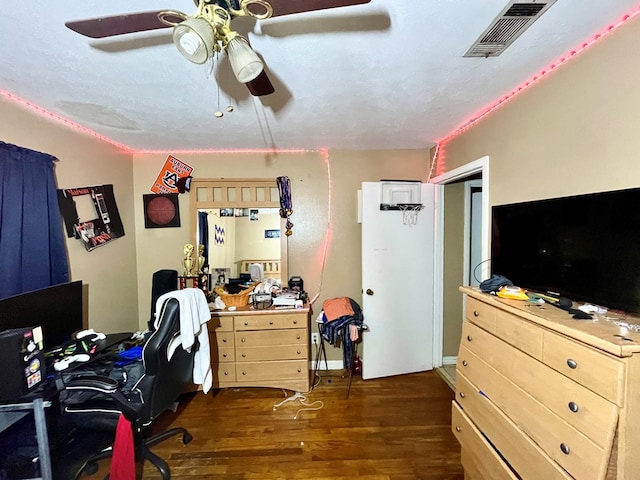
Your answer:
[190,178,288,286]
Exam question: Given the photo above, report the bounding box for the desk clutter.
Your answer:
[212,275,307,311]
[45,329,142,373]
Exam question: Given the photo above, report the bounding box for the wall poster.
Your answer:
[57,184,125,252]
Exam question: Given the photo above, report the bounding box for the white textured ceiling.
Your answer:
[1,1,639,153]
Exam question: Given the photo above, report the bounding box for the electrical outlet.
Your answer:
[311,332,320,344]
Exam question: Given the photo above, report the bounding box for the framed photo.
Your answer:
[220,208,234,217]
[265,229,281,239]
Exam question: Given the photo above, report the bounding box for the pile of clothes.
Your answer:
[318,297,365,371]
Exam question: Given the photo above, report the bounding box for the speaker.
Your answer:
[149,270,178,330]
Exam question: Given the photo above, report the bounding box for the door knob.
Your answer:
[366,289,374,296]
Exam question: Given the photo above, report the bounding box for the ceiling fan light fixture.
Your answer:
[173,17,215,64]
[226,35,264,83]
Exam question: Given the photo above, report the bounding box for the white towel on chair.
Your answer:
[155,288,213,393]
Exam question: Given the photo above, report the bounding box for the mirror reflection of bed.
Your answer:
[200,208,282,284]
[190,178,288,286]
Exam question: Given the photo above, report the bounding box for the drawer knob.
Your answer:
[222,339,227,343]
[293,320,298,324]
[473,310,480,317]
[244,322,249,326]
[296,335,301,340]
[297,350,301,355]
[223,353,227,358]
[462,360,468,367]
[241,338,246,343]
[560,443,571,455]
[269,321,274,325]
[466,335,473,342]
[224,371,229,376]
[242,371,247,376]
[297,368,302,373]
[568,401,579,413]
[242,354,246,358]
[459,392,465,399]
[455,426,461,432]
[566,358,578,369]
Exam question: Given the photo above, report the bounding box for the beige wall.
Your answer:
[9,10,633,360]
[442,182,465,357]
[438,15,640,205]
[0,96,138,335]
[132,149,429,360]
[435,11,640,359]
[1,96,429,361]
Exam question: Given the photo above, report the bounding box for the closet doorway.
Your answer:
[431,157,490,384]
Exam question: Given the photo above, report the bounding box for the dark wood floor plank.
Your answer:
[80,371,463,479]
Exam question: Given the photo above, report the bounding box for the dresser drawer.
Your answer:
[236,360,307,381]
[236,344,308,362]
[465,296,496,332]
[214,346,235,362]
[457,348,610,479]
[452,401,518,480]
[210,315,234,331]
[460,322,619,449]
[211,330,235,348]
[235,313,307,331]
[493,309,544,359]
[455,372,573,480]
[236,329,305,347]
[543,330,625,405]
[212,362,236,385]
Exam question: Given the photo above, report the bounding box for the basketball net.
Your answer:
[399,204,422,226]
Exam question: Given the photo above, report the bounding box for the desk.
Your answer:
[0,399,52,480]
[209,305,311,392]
[0,332,132,480]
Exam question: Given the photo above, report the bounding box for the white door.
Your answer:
[361,182,435,380]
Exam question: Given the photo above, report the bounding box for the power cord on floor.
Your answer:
[272,390,324,420]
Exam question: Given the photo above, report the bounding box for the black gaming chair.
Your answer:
[62,297,195,479]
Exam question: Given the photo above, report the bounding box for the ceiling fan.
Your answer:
[65,0,372,97]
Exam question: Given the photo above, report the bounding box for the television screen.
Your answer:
[0,281,84,350]
[491,187,640,314]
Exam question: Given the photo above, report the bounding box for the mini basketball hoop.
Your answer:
[398,203,424,226]
[378,180,424,226]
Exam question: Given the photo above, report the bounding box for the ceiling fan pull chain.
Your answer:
[214,51,224,118]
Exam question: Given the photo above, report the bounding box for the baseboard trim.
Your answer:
[309,359,345,370]
[442,356,457,366]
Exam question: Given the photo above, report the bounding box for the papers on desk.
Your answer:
[273,293,303,308]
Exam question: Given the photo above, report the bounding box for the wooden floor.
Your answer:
[82,371,463,480]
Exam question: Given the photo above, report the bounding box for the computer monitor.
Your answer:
[0,281,84,350]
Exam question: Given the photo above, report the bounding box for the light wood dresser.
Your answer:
[209,305,310,392]
[453,286,640,480]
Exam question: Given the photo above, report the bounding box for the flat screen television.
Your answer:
[0,281,84,350]
[491,187,640,315]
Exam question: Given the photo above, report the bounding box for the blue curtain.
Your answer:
[198,211,209,271]
[0,142,69,299]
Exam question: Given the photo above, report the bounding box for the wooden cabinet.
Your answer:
[454,287,640,480]
[209,306,310,392]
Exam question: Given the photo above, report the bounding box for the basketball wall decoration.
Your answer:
[143,193,180,228]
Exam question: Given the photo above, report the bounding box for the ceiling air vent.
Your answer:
[464,0,557,58]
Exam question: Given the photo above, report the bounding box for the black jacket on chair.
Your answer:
[61,297,195,479]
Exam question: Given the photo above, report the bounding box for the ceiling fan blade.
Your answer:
[250,0,371,18]
[65,10,180,39]
[246,70,275,96]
